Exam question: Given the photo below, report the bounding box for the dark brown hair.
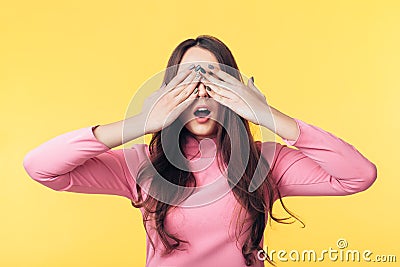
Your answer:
[131,35,303,266]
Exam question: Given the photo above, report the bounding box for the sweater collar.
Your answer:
[182,134,218,159]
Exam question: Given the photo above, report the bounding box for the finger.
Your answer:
[201,79,238,100]
[175,71,202,101]
[200,70,244,97]
[172,86,200,116]
[199,70,234,93]
[171,70,198,96]
[146,74,192,110]
[205,64,241,85]
[205,86,231,107]
[165,63,196,91]
[152,71,198,106]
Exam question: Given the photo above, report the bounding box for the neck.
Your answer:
[191,134,217,141]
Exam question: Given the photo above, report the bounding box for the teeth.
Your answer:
[194,107,211,117]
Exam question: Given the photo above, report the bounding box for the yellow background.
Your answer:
[1,0,399,266]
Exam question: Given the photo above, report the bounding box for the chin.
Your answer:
[184,120,217,138]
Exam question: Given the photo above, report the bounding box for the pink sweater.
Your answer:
[22,118,377,267]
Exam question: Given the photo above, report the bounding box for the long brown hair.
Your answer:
[131,35,303,266]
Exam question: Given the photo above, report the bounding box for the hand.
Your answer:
[141,64,201,134]
[200,65,270,126]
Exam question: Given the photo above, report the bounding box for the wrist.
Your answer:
[123,113,147,140]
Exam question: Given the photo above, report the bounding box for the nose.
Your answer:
[196,82,210,98]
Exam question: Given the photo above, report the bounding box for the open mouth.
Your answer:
[193,107,211,118]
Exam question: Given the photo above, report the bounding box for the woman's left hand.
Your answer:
[199,65,270,126]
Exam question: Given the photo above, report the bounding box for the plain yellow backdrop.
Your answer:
[1,0,399,266]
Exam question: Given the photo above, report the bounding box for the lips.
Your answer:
[193,105,211,118]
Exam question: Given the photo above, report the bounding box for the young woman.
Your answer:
[23,35,377,267]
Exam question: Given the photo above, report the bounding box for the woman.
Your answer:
[23,35,377,266]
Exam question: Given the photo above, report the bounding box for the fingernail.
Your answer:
[195,65,201,72]
[193,88,198,94]
[199,67,206,74]
[208,64,214,69]
[250,76,254,83]
[188,64,195,70]
[206,86,211,91]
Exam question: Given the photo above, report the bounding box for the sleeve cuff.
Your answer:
[89,125,112,150]
[281,118,301,146]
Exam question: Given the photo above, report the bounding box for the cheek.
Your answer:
[178,108,192,122]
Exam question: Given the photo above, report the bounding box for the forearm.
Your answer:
[267,117,377,196]
[93,113,146,149]
[261,105,300,142]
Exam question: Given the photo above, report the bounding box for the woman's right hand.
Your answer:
[141,64,201,134]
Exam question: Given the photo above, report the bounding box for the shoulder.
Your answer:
[107,144,150,176]
[254,140,296,172]
[123,143,150,164]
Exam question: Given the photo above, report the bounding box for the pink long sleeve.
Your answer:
[22,118,378,201]
[264,118,377,197]
[23,125,141,201]
[22,118,378,267]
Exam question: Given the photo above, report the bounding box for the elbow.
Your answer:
[23,156,67,191]
[344,162,378,195]
[22,151,47,182]
[361,162,378,191]
[23,152,37,180]
[23,152,71,192]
